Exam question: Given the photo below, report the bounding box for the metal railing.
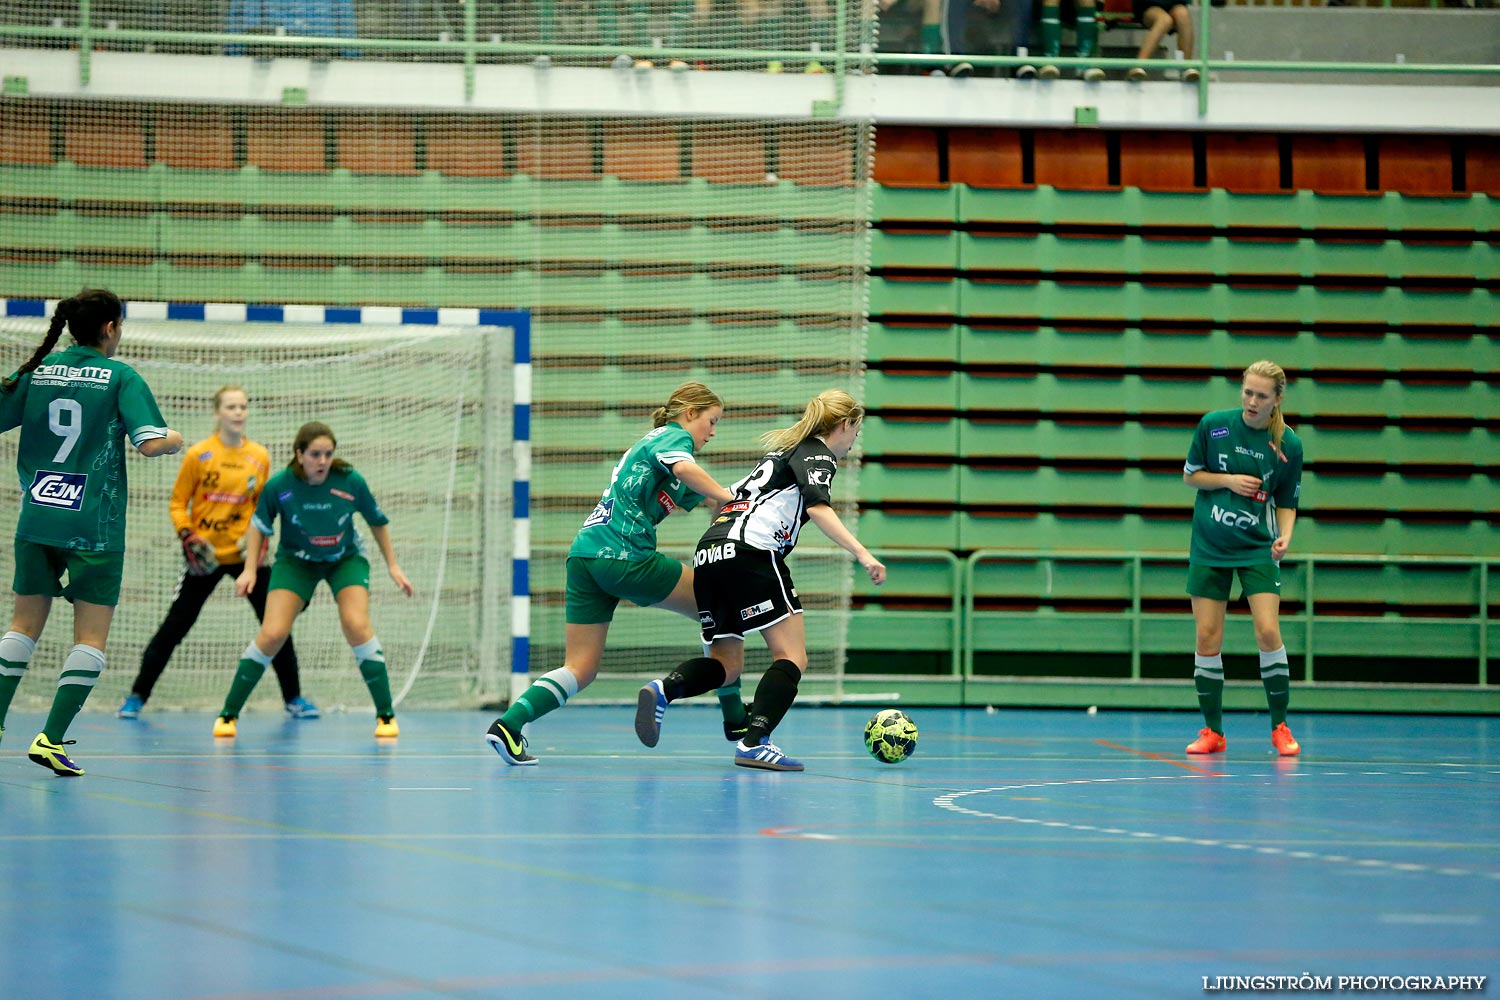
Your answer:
[960,549,1496,684]
[1,1,1496,114]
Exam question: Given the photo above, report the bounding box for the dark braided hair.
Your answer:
[2,288,122,393]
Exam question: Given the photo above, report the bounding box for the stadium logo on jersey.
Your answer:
[741,600,773,620]
[657,490,677,514]
[694,542,737,566]
[303,502,333,510]
[582,498,614,529]
[806,469,832,487]
[1235,445,1266,461]
[308,532,345,547]
[28,471,87,510]
[1210,427,1229,439]
[330,489,355,502]
[1210,504,1260,530]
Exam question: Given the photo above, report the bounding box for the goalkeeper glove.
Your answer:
[179,527,218,576]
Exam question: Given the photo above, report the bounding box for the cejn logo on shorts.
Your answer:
[28,471,87,510]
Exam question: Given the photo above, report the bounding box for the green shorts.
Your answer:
[565,553,683,625]
[12,538,125,606]
[1186,562,1281,601]
[269,554,371,604]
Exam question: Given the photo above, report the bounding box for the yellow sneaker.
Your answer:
[1271,722,1300,757]
[375,715,399,738]
[213,715,237,738]
[1185,727,1226,754]
[28,733,84,776]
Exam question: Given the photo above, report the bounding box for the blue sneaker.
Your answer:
[733,737,805,772]
[485,719,537,765]
[118,693,144,719]
[284,696,320,719]
[634,679,668,747]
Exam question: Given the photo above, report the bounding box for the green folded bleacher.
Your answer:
[864,127,1498,688]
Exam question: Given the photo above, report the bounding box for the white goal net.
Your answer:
[0,305,517,713]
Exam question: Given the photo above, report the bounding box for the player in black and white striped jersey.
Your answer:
[634,390,886,771]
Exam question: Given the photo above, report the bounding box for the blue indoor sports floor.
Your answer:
[2,706,1496,1000]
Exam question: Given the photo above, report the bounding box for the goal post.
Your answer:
[0,298,528,713]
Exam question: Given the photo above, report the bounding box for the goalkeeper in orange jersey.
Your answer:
[118,387,315,719]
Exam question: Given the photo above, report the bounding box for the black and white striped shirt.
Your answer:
[698,438,838,556]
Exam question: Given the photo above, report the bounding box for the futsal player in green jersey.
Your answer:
[486,382,740,765]
[212,421,414,740]
[1182,360,1305,757]
[0,289,184,776]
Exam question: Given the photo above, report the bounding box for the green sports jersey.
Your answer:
[252,466,389,563]
[1184,408,1305,566]
[569,423,705,562]
[1,344,170,552]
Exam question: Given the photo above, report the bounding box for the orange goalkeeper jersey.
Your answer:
[170,433,274,565]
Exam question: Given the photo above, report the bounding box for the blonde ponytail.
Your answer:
[1243,359,1289,457]
[760,389,865,453]
[651,382,724,428]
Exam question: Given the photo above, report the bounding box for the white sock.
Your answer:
[352,636,383,664]
[0,631,36,676]
[1258,646,1289,678]
[242,641,274,667]
[60,644,107,689]
[536,666,579,705]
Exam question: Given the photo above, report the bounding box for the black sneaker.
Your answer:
[485,719,538,765]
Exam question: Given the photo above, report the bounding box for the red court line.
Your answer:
[1094,738,1226,776]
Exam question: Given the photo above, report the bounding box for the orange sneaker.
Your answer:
[1186,727,1226,754]
[1271,722,1300,756]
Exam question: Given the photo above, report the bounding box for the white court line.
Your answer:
[388,787,472,791]
[906,775,1500,883]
